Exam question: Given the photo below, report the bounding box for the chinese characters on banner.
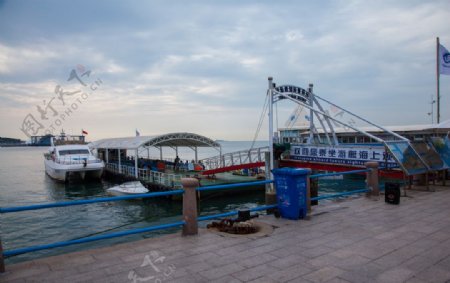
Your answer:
[20,65,103,138]
[290,144,398,168]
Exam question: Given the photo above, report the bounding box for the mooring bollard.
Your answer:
[181,178,199,236]
[365,162,379,198]
[0,237,5,273]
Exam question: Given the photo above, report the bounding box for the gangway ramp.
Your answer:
[201,146,269,175]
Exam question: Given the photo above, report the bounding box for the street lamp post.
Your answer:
[428,97,436,124]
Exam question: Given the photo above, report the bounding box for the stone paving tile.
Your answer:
[247,275,279,283]
[372,245,424,269]
[267,262,314,282]
[337,262,384,283]
[302,245,336,258]
[375,267,415,283]
[0,262,50,282]
[413,265,450,282]
[267,253,308,269]
[165,270,208,283]
[208,275,243,283]
[307,253,342,268]
[100,260,145,277]
[239,253,279,268]
[28,267,83,282]
[437,255,450,269]
[183,261,214,273]
[333,255,372,271]
[399,255,436,273]
[302,266,345,283]
[268,246,299,258]
[61,267,112,283]
[325,278,352,283]
[428,231,450,242]
[231,263,279,282]
[166,251,217,267]
[198,263,245,280]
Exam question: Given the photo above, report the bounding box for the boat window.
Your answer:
[58,149,90,155]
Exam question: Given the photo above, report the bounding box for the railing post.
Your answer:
[365,162,379,198]
[181,178,199,236]
[0,237,5,273]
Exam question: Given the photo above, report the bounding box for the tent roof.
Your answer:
[89,132,221,150]
[436,119,450,129]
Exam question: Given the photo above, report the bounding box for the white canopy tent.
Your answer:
[89,132,221,178]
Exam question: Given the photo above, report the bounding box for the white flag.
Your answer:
[439,43,450,75]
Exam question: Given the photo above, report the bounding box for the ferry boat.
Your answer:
[44,132,104,182]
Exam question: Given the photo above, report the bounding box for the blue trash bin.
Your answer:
[272,168,311,220]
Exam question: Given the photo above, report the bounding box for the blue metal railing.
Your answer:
[1,167,379,260]
[310,169,370,179]
[197,180,273,191]
[0,190,185,213]
[3,221,185,257]
[310,188,371,201]
[310,168,373,201]
[0,180,272,258]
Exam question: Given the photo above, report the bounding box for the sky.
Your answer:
[1,0,449,141]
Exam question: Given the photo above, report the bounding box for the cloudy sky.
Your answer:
[1,0,449,141]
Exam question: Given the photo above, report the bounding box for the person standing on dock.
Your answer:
[174,155,180,171]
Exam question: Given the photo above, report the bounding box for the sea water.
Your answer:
[0,141,367,263]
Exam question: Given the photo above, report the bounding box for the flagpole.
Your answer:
[437,37,440,124]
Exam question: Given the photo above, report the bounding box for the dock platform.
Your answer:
[2,185,450,282]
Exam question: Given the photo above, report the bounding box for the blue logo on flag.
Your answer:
[444,53,450,64]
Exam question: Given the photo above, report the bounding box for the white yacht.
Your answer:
[44,139,104,182]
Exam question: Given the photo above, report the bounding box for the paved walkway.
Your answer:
[2,185,450,283]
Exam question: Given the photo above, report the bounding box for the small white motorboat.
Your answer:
[107,181,149,196]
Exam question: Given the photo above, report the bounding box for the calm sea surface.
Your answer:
[0,141,367,263]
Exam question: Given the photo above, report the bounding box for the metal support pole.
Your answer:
[134,150,138,178]
[268,77,274,181]
[159,147,163,160]
[181,178,199,236]
[264,152,276,205]
[118,149,122,174]
[365,162,379,198]
[437,37,441,124]
[308,83,314,144]
[105,148,109,163]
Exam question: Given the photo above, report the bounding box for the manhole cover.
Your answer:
[207,219,274,238]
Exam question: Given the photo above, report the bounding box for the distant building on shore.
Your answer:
[0,137,26,147]
[30,131,86,146]
[30,135,54,146]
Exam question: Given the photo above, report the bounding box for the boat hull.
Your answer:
[44,159,104,182]
[106,181,148,196]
